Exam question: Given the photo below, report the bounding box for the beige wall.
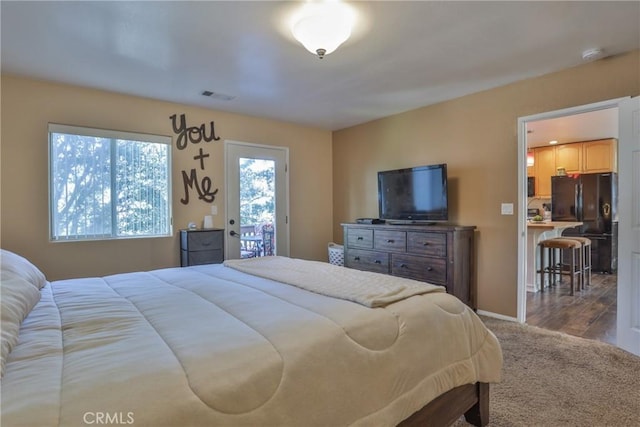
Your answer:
[2,51,638,314]
[1,75,333,280]
[332,50,639,317]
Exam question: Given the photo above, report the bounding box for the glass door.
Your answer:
[225,141,289,259]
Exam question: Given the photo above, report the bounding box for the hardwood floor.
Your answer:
[526,273,617,345]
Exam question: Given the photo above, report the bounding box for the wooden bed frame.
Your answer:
[398,382,489,427]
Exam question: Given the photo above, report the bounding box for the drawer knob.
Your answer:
[387,239,395,243]
[374,259,382,264]
[357,236,364,240]
[354,256,361,261]
[426,267,433,271]
[423,242,429,246]
[400,263,408,268]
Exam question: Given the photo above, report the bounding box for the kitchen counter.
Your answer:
[527,221,583,292]
[527,220,583,230]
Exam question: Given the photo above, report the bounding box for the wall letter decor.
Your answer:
[170,113,220,150]
[171,113,221,205]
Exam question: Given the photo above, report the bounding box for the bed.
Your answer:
[1,250,502,427]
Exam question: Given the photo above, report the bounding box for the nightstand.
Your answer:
[180,229,224,267]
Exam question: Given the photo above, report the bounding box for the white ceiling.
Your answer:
[1,1,639,131]
[526,108,619,148]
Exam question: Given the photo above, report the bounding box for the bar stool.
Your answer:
[556,236,592,289]
[537,238,582,295]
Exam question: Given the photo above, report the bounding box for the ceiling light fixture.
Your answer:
[582,48,604,62]
[549,140,558,145]
[291,1,355,59]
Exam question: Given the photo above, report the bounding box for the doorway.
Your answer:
[517,99,623,345]
[224,141,289,260]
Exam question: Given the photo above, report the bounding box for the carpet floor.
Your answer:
[453,317,640,426]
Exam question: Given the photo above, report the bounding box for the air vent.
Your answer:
[202,91,235,101]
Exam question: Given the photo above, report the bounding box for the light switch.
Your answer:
[501,203,514,215]
[210,205,218,215]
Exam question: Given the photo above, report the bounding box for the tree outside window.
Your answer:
[239,158,275,229]
[49,124,172,241]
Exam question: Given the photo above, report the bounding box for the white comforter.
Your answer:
[1,259,502,427]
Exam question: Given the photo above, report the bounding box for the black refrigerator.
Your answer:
[551,172,618,273]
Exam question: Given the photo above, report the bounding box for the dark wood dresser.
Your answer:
[180,228,224,267]
[341,223,476,309]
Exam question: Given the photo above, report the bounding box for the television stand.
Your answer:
[341,223,477,309]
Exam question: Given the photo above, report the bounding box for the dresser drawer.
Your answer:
[180,229,224,267]
[342,223,476,309]
[391,253,447,284]
[347,228,374,249]
[407,232,447,257]
[344,248,389,274]
[182,230,223,251]
[374,230,406,252]
[182,249,223,266]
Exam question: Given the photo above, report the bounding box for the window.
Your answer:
[49,124,172,241]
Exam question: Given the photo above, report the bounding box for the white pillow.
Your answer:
[0,270,42,377]
[1,249,47,290]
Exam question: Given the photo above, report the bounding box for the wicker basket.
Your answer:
[328,242,344,266]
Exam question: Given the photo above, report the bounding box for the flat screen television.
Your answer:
[378,163,448,223]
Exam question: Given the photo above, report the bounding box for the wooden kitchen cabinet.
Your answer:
[554,143,582,174]
[583,139,617,173]
[529,138,617,197]
[534,146,556,198]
